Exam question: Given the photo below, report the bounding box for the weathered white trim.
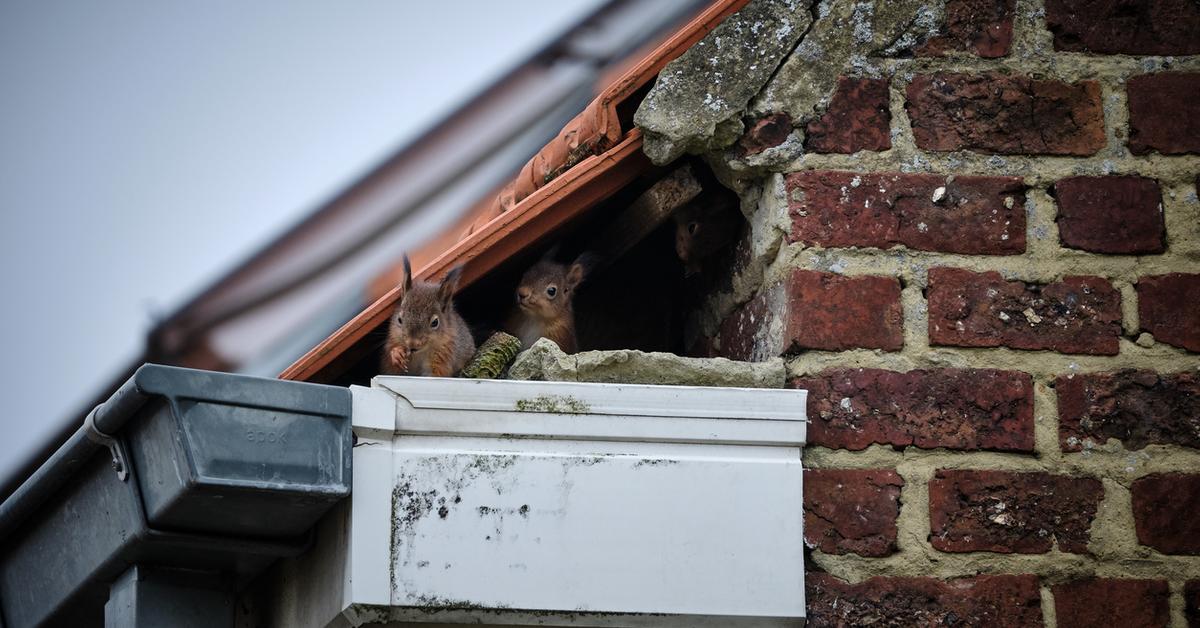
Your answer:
[287,377,808,627]
[371,376,807,446]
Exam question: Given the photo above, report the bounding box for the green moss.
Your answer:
[460,332,522,379]
[515,395,591,414]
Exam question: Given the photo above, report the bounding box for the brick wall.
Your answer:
[677,0,1200,625]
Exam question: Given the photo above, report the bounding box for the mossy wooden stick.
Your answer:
[459,332,522,379]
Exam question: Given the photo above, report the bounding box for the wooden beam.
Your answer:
[592,163,702,265]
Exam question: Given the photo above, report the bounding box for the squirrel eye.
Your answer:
[430,315,440,329]
[395,315,402,325]
[687,221,700,235]
[546,285,558,298]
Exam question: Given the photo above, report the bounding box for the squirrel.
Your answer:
[672,194,742,278]
[504,246,597,354]
[380,256,476,377]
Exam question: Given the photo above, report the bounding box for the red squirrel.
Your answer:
[504,247,597,354]
[380,256,475,377]
[672,194,741,277]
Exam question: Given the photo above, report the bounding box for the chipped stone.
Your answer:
[507,338,785,388]
[635,0,812,164]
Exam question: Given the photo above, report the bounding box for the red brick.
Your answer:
[718,286,775,362]
[1186,581,1200,628]
[916,0,1016,58]
[1138,274,1200,352]
[1128,73,1200,155]
[1054,578,1169,628]
[1132,473,1200,555]
[1045,0,1200,55]
[927,267,1122,355]
[906,72,1105,156]
[804,77,891,154]
[806,573,1043,627]
[787,171,1025,254]
[804,469,902,557]
[1058,370,1200,451]
[719,271,903,360]
[793,368,1034,452]
[783,271,903,352]
[929,470,1102,553]
[1053,176,1165,254]
[738,112,792,156]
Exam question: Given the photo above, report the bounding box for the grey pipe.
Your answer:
[0,373,148,540]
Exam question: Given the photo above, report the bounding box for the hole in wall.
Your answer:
[334,158,748,387]
[459,157,746,355]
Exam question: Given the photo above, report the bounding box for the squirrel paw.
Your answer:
[387,345,409,374]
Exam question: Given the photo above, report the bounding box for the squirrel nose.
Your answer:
[517,287,531,302]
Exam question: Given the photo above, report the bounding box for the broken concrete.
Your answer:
[507,338,785,388]
[753,0,940,117]
[633,0,812,165]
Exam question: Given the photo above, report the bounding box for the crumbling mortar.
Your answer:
[805,441,1200,477]
[1011,0,1051,59]
[1116,280,1139,337]
[900,280,928,353]
[1169,580,1188,628]
[1040,583,1058,628]
[771,243,1200,287]
[893,459,932,557]
[786,347,1200,384]
[809,533,1200,590]
[1032,378,1060,461]
[729,32,1200,181]
[1024,188,1061,261]
[1101,80,1131,157]
[1163,181,1200,258]
[735,148,1200,188]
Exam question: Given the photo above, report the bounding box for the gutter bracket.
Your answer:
[84,406,130,482]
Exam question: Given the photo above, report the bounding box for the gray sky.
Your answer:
[0,1,603,480]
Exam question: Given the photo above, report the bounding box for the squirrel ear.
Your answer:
[565,252,599,290]
[402,255,413,292]
[541,243,561,262]
[437,266,463,307]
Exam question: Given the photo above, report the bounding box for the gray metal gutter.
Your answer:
[0,364,352,628]
[0,374,147,541]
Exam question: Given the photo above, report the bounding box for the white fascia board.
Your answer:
[369,376,807,446]
[327,377,807,627]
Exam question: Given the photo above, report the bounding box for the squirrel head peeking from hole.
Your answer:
[506,245,598,354]
[672,194,741,278]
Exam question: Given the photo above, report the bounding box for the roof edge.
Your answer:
[280,0,749,383]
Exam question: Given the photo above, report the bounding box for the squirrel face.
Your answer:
[514,250,594,323]
[672,195,741,277]
[388,258,463,356]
